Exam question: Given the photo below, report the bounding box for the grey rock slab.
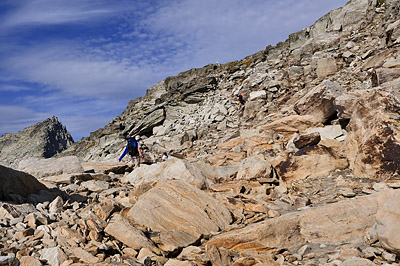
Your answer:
[0,254,19,266]
[306,125,345,141]
[236,155,273,180]
[18,156,83,178]
[317,58,337,78]
[383,58,400,68]
[249,90,267,101]
[342,51,355,58]
[376,189,400,255]
[104,214,158,252]
[372,68,400,86]
[125,157,210,189]
[80,180,110,192]
[48,196,63,214]
[151,231,200,254]
[40,247,68,266]
[339,257,377,266]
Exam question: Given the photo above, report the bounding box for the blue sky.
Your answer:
[0,0,348,141]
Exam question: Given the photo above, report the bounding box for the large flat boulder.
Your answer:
[260,115,321,137]
[362,50,390,71]
[126,180,232,238]
[294,80,344,124]
[18,156,84,178]
[125,108,165,137]
[372,68,400,86]
[305,125,346,141]
[317,58,337,78]
[237,155,273,180]
[0,165,48,201]
[207,194,378,252]
[275,145,348,182]
[104,214,158,252]
[124,158,210,189]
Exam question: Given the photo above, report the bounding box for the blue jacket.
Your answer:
[119,138,134,162]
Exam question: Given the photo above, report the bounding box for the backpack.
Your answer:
[127,139,139,156]
[237,94,245,104]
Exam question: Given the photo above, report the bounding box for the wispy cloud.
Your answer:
[0,104,50,134]
[3,44,162,101]
[0,0,119,29]
[0,84,33,92]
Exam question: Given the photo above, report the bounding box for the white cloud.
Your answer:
[0,84,33,92]
[3,44,166,101]
[1,0,119,29]
[0,104,50,134]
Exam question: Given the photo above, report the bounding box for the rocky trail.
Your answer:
[1,0,400,265]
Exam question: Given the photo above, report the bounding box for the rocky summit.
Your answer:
[0,116,74,169]
[2,0,400,265]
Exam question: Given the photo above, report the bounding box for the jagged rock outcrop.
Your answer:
[0,116,73,168]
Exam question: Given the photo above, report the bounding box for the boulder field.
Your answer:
[2,0,400,265]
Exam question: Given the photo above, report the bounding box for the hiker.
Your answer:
[161,152,168,162]
[118,135,144,167]
[236,93,245,105]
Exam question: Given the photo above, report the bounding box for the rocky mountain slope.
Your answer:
[2,0,400,265]
[0,116,74,168]
[62,0,398,172]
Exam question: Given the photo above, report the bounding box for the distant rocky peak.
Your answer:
[0,116,74,168]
